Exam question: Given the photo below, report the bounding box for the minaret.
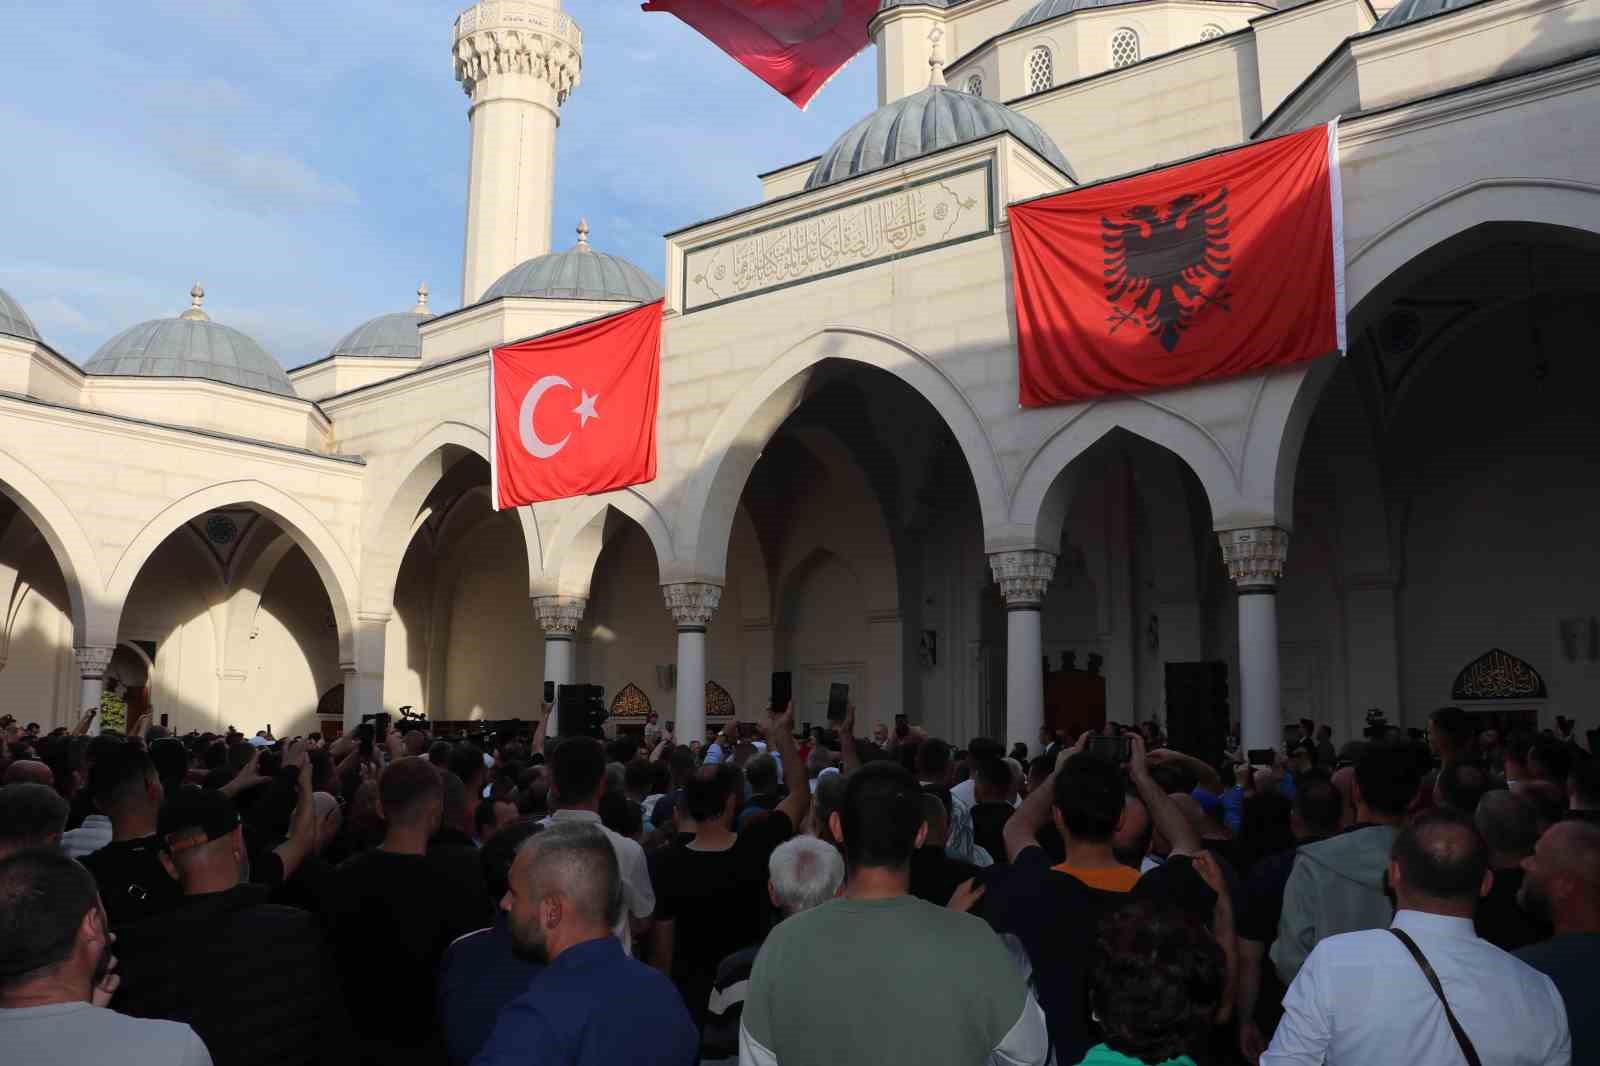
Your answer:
[453,1,583,305]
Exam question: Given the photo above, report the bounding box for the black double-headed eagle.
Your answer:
[1102,187,1232,352]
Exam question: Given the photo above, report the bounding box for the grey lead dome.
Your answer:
[86,285,295,398]
[0,288,41,342]
[481,221,663,304]
[1373,0,1488,28]
[806,83,1075,190]
[1010,0,1147,30]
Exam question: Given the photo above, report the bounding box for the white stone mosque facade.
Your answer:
[2,0,1598,753]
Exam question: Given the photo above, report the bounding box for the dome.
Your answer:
[0,288,41,342]
[480,221,663,304]
[806,80,1075,190]
[1373,0,1487,28]
[1011,0,1138,29]
[329,284,436,359]
[85,285,295,398]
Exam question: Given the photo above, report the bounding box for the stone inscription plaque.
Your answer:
[683,164,992,312]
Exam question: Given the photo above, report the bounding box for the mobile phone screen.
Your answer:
[543,680,556,705]
[826,683,849,722]
[1086,736,1131,763]
[771,671,793,713]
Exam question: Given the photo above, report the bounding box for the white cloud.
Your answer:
[165,138,360,213]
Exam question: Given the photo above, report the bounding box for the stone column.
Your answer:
[1219,528,1290,752]
[533,595,586,735]
[664,583,721,746]
[346,611,390,731]
[75,646,114,735]
[989,551,1057,754]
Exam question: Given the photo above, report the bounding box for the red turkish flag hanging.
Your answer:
[1010,122,1345,407]
[641,0,878,108]
[490,301,663,509]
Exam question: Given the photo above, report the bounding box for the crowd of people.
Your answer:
[0,701,1595,1066]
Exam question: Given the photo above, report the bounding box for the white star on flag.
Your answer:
[573,389,600,428]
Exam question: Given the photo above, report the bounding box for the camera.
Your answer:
[1363,707,1390,741]
[392,705,430,735]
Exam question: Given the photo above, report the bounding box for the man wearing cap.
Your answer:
[112,784,346,1066]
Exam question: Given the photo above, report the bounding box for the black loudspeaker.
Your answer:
[1164,661,1230,768]
[556,684,607,740]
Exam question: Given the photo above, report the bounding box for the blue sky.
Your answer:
[0,1,876,368]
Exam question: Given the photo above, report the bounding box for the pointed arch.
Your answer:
[675,327,1009,583]
[102,480,358,661]
[0,446,103,639]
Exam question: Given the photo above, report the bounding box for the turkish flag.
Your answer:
[1011,122,1345,406]
[490,302,663,509]
[641,0,878,108]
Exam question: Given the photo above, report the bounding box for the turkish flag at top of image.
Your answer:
[641,0,879,108]
[1010,122,1345,407]
[490,301,663,509]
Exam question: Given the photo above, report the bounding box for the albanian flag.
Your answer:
[1010,122,1345,406]
[641,0,878,108]
[490,302,663,509]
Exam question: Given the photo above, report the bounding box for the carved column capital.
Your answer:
[989,550,1057,608]
[663,583,722,630]
[454,1,583,104]
[75,646,115,678]
[1219,527,1290,590]
[532,595,587,638]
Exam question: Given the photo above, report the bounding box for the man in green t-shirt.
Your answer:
[740,762,1048,1066]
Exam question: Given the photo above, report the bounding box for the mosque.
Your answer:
[1,0,1597,754]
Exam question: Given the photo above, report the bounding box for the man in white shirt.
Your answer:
[0,849,211,1066]
[540,736,655,954]
[1263,807,1570,1066]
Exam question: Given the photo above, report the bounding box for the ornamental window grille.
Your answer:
[1199,24,1224,40]
[965,73,983,96]
[1111,28,1140,67]
[1026,46,1054,93]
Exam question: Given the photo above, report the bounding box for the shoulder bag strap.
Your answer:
[1389,928,1483,1066]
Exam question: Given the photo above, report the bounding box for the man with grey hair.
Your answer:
[474,821,696,1066]
[702,837,846,1065]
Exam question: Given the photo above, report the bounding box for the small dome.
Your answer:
[1011,0,1140,29]
[1373,0,1487,28]
[877,0,956,10]
[807,83,1075,190]
[329,284,436,359]
[480,220,663,304]
[85,285,295,398]
[0,288,41,342]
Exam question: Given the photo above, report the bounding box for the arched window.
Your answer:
[1027,46,1054,93]
[1199,24,1224,40]
[965,73,983,97]
[1111,28,1140,68]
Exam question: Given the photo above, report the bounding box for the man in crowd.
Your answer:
[701,835,844,1065]
[473,821,698,1066]
[438,820,543,1066]
[651,705,808,1030]
[1435,760,1491,813]
[915,738,989,865]
[969,755,1018,864]
[1272,742,1421,984]
[326,757,490,1066]
[542,736,655,952]
[1517,819,1600,1064]
[1263,808,1569,1065]
[908,792,982,906]
[77,744,182,926]
[1567,755,1600,826]
[1473,790,1550,950]
[1314,725,1337,772]
[1426,706,1476,769]
[0,849,212,1065]
[0,783,68,859]
[741,761,1049,1066]
[113,787,344,1066]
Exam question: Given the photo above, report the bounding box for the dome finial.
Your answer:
[928,27,946,88]
[575,218,591,249]
[414,282,430,314]
[180,282,209,322]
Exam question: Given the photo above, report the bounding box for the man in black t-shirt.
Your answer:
[79,745,182,927]
[969,755,1017,865]
[909,792,981,907]
[327,758,490,1066]
[649,704,809,1031]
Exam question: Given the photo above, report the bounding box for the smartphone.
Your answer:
[665,720,674,735]
[543,680,556,705]
[894,712,909,738]
[770,671,793,712]
[159,713,169,728]
[1087,735,1132,763]
[1247,748,1276,766]
[826,682,849,722]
